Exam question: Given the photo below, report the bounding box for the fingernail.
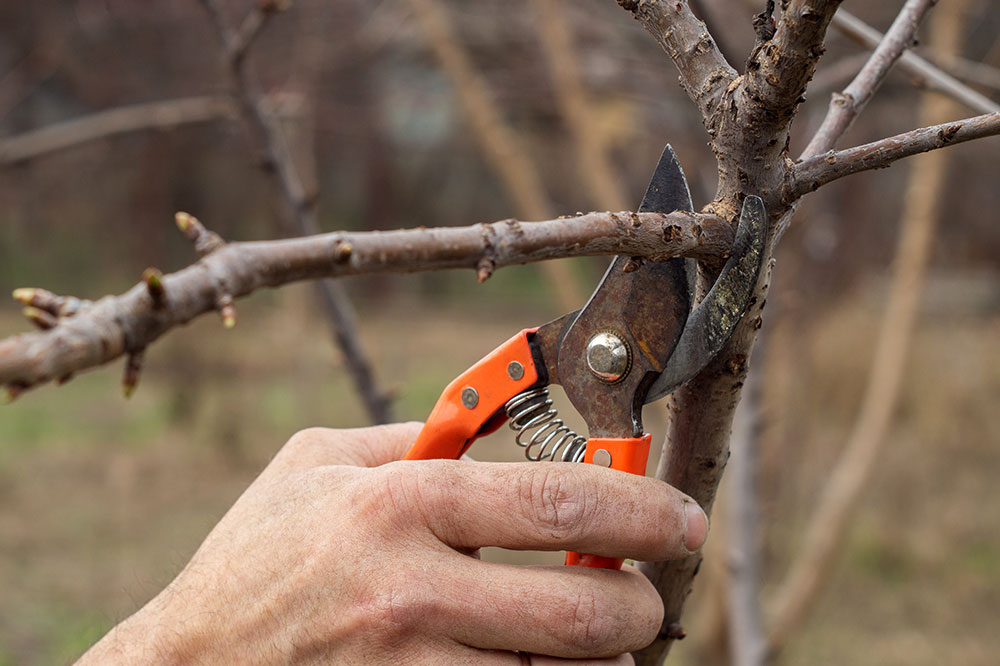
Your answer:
[682,501,709,553]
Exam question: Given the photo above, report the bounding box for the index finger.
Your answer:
[387,459,709,562]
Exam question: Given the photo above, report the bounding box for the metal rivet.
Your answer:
[507,361,525,381]
[585,332,631,383]
[592,449,612,468]
[461,387,479,409]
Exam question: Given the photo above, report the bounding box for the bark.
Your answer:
[0,210,732,395]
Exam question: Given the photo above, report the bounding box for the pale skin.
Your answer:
[76,423,709,665]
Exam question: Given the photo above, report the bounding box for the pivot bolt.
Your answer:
[585,332,631,383]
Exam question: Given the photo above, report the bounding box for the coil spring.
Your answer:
[504,387,587,463]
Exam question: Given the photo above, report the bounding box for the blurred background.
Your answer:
[1,1,998,664]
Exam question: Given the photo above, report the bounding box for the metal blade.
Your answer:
[644,195,768,403]
[553,144,693,437]
[638,144,693,214]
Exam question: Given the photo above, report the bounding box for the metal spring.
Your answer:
[504,387,587,463]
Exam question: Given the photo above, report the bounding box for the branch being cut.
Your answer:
[0,210,733,396]
[0,96,236,165]
[199,0,394,424]
[789,112,1000,198]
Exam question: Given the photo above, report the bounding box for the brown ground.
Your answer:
[0,280,997,665]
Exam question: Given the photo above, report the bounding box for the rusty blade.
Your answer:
[644,195,767,403]
[552,144,694,437]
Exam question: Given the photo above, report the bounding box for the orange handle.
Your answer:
[565,434,652,570]
[404,329,540,461]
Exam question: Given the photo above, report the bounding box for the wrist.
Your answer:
[76,587,218,666]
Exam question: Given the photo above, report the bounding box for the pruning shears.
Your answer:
[404,144,766,569]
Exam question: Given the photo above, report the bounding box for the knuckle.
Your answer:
[272,427,332,470]
[356,572,443,644]
[355,462,418,529]
[517,465,590,541]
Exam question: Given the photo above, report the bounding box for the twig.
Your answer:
[803,0,939,158]
[789,111,1000,197]
[831,9,999,116]
[199,0,394,424]
[403,0,585,311]
[0,96,236,165]
[535,0,630,211]
[0,210,733,395]
[767,3,973,655]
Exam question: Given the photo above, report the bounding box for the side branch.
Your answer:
[615,0,736,126]
[0,211,732,394]
[802,0,938,158]
[789,112,1000,197]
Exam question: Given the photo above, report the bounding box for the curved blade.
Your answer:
[553,144,694,437]
[644,195,767,403]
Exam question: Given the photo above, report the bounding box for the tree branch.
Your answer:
[0,210,732,397]
[615,0,737,128]
[831,9,1000,116]
[199,0,395,424]
[0,96,236,165]
[790,111,1000,197]
[802,0,939,158]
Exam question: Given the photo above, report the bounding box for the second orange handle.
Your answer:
[565,434,652,570]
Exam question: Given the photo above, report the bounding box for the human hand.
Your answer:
[78,423,708,665]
